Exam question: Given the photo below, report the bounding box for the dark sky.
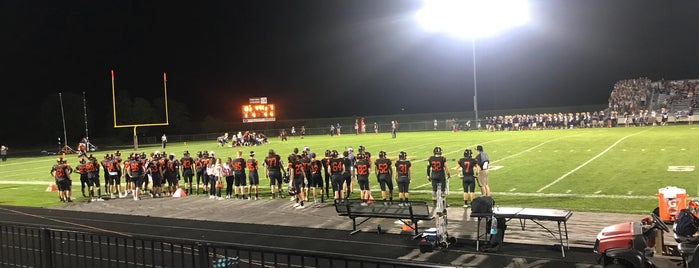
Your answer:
[3,0,699,145]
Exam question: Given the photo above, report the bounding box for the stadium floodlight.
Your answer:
[416,0,529,128]
[415,0,529,40]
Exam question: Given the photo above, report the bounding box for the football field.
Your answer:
[0,125,697,214]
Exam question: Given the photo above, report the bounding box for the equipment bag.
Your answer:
[674,208,699,237]
[471,196,494,214]
[483,218,507,253]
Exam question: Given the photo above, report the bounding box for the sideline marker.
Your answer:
[45,184,57,192]
[172,188,186,198]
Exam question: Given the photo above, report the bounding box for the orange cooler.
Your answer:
[657,186,687,222]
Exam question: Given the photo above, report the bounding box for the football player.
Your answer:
[180,151,195,195]
[328,150,346,202]
[394,151,411,206]
[457,149,477,207]
[354,153,371,206]
[374,151,393,204]
[50,158,73,202]
[309,153,324,204]
[289,153,306,209]
[164,153,180,196]
[232,151,247,199]
[247,151,260,200]
[263,149,285,199]
[427,146,451,206]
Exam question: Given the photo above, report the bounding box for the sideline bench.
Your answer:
[470,207,573,257]
[334,199,433,236]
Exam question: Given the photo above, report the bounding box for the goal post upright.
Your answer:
[111,69,170,151]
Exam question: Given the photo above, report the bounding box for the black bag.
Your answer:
[483,217,507,252]
[471,196,494,214]
[674,208,699,237]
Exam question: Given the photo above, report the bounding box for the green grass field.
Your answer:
[1,125,697,214]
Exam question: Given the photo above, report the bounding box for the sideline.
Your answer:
[536,129,650,192]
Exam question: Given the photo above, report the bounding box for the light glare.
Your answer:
[416,0,529,39]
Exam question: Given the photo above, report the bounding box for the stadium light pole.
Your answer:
[416,0,529,129]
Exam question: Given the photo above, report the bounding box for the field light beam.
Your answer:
[415,0,529,39]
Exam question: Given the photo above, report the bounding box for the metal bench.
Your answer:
[334,199,433,237]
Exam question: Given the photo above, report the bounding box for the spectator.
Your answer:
[0,145,7,162]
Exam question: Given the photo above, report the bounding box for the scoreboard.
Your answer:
[242,97,276,123]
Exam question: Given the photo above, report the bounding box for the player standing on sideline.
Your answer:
[374,122,378,133]
[247,151,260,200]
[87,155,103,201]
[128,154,144,200]
[76,158,89,198]
[289,153,306,209]
[180,151,195,195]
[391,121,398,139]
[309,153,324,204]
[354,153,371,206]
[100,154,110,196]
[231,151,247,199]
[321,150,332,199]
[475,145,491,196]
[329,150,346,202]
[147,153,164,198]
[195,152,206,195]
[457,149,478,207]
[51,157,73,202]
[394,151,411,206]
[106,154,123,198]
[300,150,312,201]
[164,153,180,196]
[375,151,393,204]
[264,149,284,199]
[427,146,450,206]
[346,147,356,196]
[342,151,353,199]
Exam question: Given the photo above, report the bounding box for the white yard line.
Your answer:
[492,135,578,164]
[536,129,649,193]
[0,181,53,185]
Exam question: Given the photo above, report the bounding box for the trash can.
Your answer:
[657,186,687,222]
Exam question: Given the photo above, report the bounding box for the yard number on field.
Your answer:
[667,166,695,172]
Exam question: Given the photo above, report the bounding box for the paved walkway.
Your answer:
[1,194,682,267]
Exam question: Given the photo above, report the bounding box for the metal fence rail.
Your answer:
[0,222,448,268]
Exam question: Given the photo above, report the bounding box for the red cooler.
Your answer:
[657,186,687,222]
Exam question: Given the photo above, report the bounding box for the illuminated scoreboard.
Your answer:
[242,97,276,123]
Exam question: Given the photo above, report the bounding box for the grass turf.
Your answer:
[0,125,697,214]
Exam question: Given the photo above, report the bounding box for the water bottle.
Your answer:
[490,216,498,235]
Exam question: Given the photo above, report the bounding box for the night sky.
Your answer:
[3,0,699,146]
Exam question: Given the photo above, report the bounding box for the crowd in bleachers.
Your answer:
[608,78,652,115]
[661,79,698,107]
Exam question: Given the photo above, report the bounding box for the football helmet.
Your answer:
[331,150,339,158]
[379,151,386,158]
[324,150,331,157]
[433,146,442,155]
[399,151,407,160]
[464,149,472,158]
